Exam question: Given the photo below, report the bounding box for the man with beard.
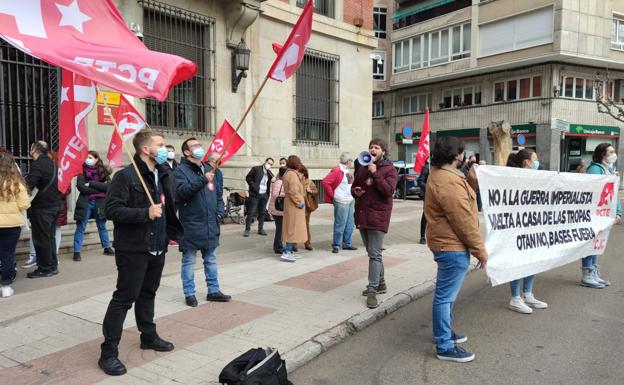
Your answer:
[352,138,398,309]
[99,131,183,376]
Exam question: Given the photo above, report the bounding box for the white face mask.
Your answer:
[607,154,617,164]
[167,151,175,160]
[264,163,272,171]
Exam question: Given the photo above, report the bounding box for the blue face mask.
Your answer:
[532,161,540,170]
[192,147,206,160]
[154,147,168,165]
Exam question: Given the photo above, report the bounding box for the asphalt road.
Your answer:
[291,225,624,385]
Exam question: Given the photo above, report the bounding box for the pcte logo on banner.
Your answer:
[596,182,615,217]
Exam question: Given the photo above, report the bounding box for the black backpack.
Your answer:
[219,347,292,385]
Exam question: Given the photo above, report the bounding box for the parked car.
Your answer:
[392,161,421,199]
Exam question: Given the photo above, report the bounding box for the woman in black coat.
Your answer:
[72,151,113,261]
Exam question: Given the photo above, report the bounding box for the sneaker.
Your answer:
[243,230,250,237]
[451,332,467,344]
[73,252,82,261]
[185,295,198,307]
[206,291,232,302]
[280,252,296,262]
[508,296,533,314]
[21,256,37,269]
[103,247,115,256]
[332,247,339,254]
[436,346,475,363]
[258,229,267,236]
[581,267,605,289]
[366,291,378,308]
[361,282,387,296]
[593,265,611,286]
[27,269,58,278]
[291,253,303,260]
[1,286,14,298]
[342,245,358,250]
[523,293,547,309]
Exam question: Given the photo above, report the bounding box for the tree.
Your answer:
[595,74,624,123]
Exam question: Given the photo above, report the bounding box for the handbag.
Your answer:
[275,183,285,212]
[304,180,318,212]
[219,347,293,385]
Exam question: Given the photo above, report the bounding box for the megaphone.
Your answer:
[357,151,373,166]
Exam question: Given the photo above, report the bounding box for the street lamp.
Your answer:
[231,39,250,93]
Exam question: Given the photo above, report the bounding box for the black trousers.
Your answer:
[245,193,268,231]
[30,206,60,272]
[101,250,165,359]
[273,215,283,252]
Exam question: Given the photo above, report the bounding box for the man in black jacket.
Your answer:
[243,158,274,237]
[26,141,61,278]
[99,131,183,376]
[416,158,430,245]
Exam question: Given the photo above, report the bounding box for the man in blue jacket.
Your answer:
[175,138,231,307]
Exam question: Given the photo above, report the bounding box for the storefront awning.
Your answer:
[392,0,456,22]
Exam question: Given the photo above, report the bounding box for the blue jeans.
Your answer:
[73,200,110,252]
[432,250,470,352]
[181,246,220,296]
[333,200,355,248]
[509,275,535,297]
[581,255,597,268]
[0,227,21,285]
[284,243,295,253]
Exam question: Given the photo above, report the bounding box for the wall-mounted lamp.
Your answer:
[231,39,250,93]
[370,53,383,69]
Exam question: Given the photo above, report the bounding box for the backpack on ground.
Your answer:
[219,347,292,385]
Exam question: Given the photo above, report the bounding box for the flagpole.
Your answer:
[97,87,156,206]
[213,76,270,169]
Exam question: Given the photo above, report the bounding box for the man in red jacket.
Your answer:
[321,152,358,254]
[351,138,398,309]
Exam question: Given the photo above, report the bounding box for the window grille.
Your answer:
[294,49,340,146]
[139,0,216,134]
[297,0,335,18]
[0,40,59,172]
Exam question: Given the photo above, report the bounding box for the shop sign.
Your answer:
[570,124,620,137]
[551,118,570,132]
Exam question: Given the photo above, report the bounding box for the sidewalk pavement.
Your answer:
[0,199,449,385]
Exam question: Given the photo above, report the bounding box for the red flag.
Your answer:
[413,108,431,174]
[204,120,245,165]
[106,95,146,168]
[58,68,95,193]
[267,0,313,82]
[0,0,196,101]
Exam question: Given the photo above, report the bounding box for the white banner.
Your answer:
[476,165,619,286]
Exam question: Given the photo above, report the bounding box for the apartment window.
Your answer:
[560,76,613,100]
[612,16,624,50]
[373,100,384,118]
[141,0,215,133]
[374,7,387,39]
[372,53,385,80]
[295,50,340,145]
[297,0,334,18]
[441,86,481,108]
[393,22,470,73]
[479,7,553,57]
[493,76,542,102]
[402,93,431,114]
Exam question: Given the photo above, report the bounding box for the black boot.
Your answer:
[73,252,82,261]
[98,356,127,376]
[103,247,115,256]
[140,336,174,352]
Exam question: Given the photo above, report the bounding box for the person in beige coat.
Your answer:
[0,151,31,298]
[281,155,307,262]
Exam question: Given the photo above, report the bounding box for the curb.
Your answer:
[282,279,436,373]
[282,264,479,373]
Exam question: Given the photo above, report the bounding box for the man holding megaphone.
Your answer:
[352,138,398,309]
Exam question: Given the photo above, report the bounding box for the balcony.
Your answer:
[392,0,471,30]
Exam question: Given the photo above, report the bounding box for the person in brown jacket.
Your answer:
[300,165,318,250]
[352,138,398,309]
[425,136,487,363]
[281,155,307,262]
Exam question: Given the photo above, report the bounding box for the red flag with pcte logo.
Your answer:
[414,108,431,174]
[204,119,245,165]
[106,95,146,168]
[57,68,96,193]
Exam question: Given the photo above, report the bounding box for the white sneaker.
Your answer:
[21,255,37,269]
[280,252,296,263]
[509,296,533,314]
[291,253,303,260]
[523,293,548,309]
[1,286,14,298]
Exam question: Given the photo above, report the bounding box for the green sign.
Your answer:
[511,124,536,135]
[569,124,620,137]
[436,128,480,137]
